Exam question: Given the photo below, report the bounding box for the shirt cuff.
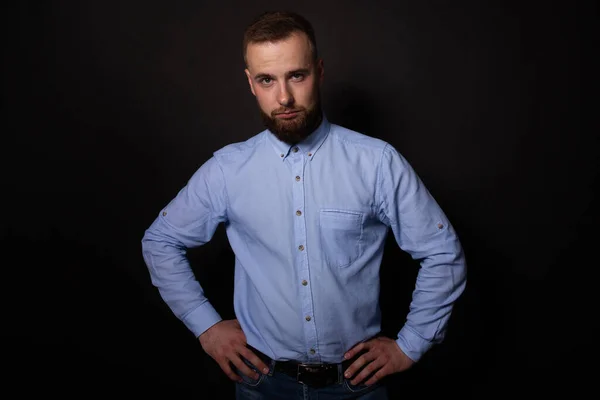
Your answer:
[396,325,434,362]
[181,301,222,338]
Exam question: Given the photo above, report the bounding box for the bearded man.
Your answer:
[142,10,467,400]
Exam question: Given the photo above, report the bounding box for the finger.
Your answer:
[344,351,374,379]
[219,360,243,382]
[350,357,385,386]
[239,347,270,374]
[364,368,388,386]
[230,353,261,380]
[344,342,366,360]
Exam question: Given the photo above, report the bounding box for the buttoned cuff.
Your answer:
[181,301,222,338]
[396,326,434,362]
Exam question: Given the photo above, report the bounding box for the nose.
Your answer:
[277,82,294,107]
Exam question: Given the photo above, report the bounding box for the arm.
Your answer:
[141,156,270,381]
[141,156,228,337]
[377,144,467,362]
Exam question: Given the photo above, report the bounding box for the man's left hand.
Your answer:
[343,336,414,386]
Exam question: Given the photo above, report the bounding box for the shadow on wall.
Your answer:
[323,82,382,137]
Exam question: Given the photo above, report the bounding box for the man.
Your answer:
[141,10,467,400]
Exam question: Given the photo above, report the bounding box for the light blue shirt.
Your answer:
[141,116,466,363]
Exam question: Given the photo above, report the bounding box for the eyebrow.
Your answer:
[253,68,311,81]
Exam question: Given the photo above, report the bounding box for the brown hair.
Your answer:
[243,11,318,65]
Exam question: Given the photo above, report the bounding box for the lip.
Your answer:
[275,111,300,118]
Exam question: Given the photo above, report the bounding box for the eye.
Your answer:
[260,77,273,85]
[291,73,305,81]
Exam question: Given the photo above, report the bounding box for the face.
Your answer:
[245,32,324,144]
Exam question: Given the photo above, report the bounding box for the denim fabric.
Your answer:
[234,358,388,400]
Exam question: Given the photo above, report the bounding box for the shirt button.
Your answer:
[295,176,301,181]
[301,280,308,286]
[308,152,312,157]
[292,147,299,153]
[296,210,302,216]
[437,223,444,229]
[162,211,167,216]
[309,348,316,355]
[305,315,311,321]
[280,153,284,158]
[298,245,304,251]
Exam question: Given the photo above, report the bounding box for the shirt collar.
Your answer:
[267,115,331,162]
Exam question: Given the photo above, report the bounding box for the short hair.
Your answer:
[243,11,318,65]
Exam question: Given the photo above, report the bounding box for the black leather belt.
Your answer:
[248,345,357,388]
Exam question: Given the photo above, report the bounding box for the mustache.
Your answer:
[272,107,306,116]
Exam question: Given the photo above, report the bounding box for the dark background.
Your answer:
[2,0,597,397]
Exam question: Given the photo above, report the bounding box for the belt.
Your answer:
[248,345,359,388]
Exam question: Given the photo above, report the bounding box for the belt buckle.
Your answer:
[296,363,335,388]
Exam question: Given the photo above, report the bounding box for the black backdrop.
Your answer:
[3,0,597,397]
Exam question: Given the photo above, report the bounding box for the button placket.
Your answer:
[290,149,319,361]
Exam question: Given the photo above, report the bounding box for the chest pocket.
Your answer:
[319,209,363,268]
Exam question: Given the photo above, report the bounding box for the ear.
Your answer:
[244,68,256,96]
[317,59,325,84]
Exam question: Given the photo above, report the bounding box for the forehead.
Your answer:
[246,32,313,74]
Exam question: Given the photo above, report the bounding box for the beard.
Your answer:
[259,95,323,145]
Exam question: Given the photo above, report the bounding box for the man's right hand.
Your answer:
[198,319,270,382]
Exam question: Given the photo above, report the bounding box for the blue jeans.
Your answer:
[234,358,389,400]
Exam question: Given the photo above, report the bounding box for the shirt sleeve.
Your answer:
[141,156,229,338]
[376,144,467,362]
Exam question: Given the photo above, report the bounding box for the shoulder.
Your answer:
[326,123,413,172]
[327,123,397,163]
[212,130,267,163]
[328,123,390,151]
